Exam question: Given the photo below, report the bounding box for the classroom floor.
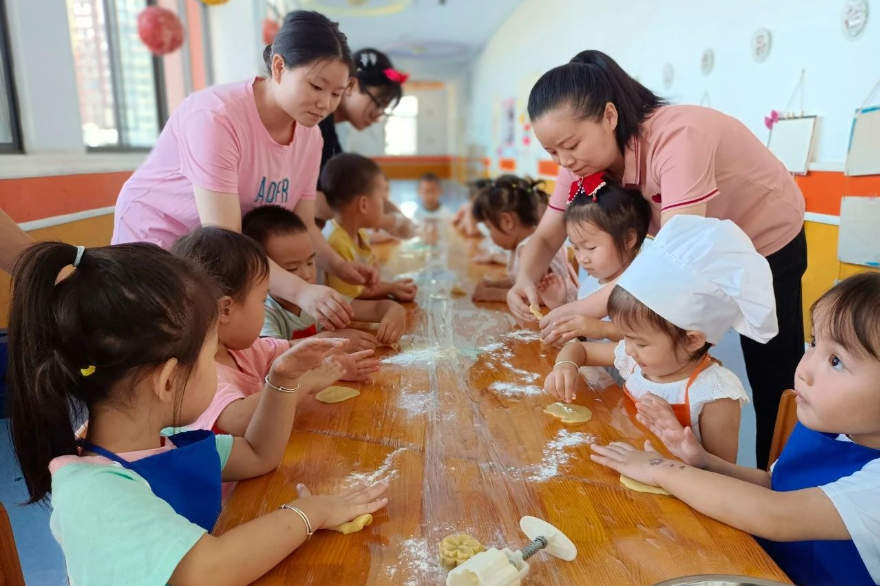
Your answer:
[0,180,757,585]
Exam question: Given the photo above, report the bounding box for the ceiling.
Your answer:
[281,0,525,79]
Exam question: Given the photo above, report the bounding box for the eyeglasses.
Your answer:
[361,86,393,119]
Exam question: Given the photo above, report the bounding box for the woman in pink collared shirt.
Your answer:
[113,11,377,331]
[509,50,805,468]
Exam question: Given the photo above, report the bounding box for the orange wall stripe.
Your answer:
[372,156,454,164]
[538,160,559,177]
[498,158,517,172]
[796,171,880,216]
[0,172,130,223]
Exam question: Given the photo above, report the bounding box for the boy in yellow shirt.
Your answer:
[320,153,417,301]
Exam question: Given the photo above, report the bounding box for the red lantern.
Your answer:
[137,6,184,56]
[262,18,280,46]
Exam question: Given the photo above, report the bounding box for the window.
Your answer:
[384,95,417,156]
[66,0,167,149]
[0,0,22,153]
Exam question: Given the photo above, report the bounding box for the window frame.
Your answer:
[0,0,23,153]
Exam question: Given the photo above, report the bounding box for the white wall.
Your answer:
[207,0,264,84]
[466,0,880,173]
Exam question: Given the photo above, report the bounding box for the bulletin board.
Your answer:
[845,106,880,176]
[838,196,880,267]
[767,116,817,175]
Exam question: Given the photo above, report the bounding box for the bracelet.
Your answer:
[553,360,580,371]
[280,504,314,539]
[264,375,300,394]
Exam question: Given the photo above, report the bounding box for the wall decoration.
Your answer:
[662,63,675,89]
[764,109,781,130]
[137,6,184,56]
[701,48,715,76]
[767,116,818,175]
[300,0,410,17]
[200,0,231,5]
[845,78,880,175]
[842,0,870,39]
[838,196,880,267]
[262,18,281,45]
[501,97,516,148]
[751,27,772,62]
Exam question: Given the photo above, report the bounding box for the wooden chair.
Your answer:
[0,503,26,586]
[767,389,798,471]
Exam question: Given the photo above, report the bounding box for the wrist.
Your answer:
[268,368,300,390]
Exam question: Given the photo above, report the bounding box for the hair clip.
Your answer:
[80,365,96,377]
[359,52,378,70]
[567,172,606,205]
[384,68,409,84]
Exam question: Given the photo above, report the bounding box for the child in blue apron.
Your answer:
[6,242,390,586]
[592,271,880,586]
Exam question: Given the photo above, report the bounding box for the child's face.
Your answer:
[485,213,519,251]
[619,323,703,379]
[567,221,625,281]
[179,326,220,426]
[419,180,441,211]
[265,231,316,285]
[353,173,388,229]
[219,275,270,351]
[794,319,880,437]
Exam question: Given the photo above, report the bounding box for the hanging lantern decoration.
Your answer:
[137,6,184,56]
[262,18,281,46]
[200,0,232,4]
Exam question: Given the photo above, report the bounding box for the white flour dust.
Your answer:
[343,447,407,487]
[398,537,445,585]
[529,430,597,481]
[488,381,543,398]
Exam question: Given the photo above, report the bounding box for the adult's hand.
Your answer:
[298,284,355,330]
[507,280,541,324]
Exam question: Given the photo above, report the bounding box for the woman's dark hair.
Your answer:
[243,205,309,249]
[352,48,403,109]
[7,242,218,503]
[528,50,667,153]
[608,286,712,361]
[563,174,651,263]
[320,153,383,210]
[263,10,354,75]
[171,227,270,303]
[812,272,880,360]
[472,175,549,231]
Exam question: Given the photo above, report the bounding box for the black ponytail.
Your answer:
[7,242,218,503]
[263,10,354,75]
[528,50,666,153]
[472,175,549,230]
[352,48,403,108]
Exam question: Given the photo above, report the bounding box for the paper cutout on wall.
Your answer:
[838,196,880,267]
[502,97,516,148]
[767,116,817,175]
[846,106,880,176]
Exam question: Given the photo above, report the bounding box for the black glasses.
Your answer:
[361,86,392,118]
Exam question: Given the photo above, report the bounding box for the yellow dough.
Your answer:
[439,534,485,569]
[330,513,373,534]
[315,386,361,404]
[620,474,672,496]
[529,304,544,320]
[544,402,593,424]
[450,284,467,296]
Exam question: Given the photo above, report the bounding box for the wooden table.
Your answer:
[217,223,791,586]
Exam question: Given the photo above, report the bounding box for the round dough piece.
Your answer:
[529,304,544,320]
[450,284,467,296]
[439,534,485,569]
[620,474,672,496]
[544,402,593,424]
[315,386,361,404]
[330,513,373,534]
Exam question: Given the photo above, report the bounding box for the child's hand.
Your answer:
[637,394,710,468]
[537,273,567,310]
[471,286,503,303]
[338,349,380,382]
[541,314,609,347]
[271,338,348,384]
[377,304,406,344]
[391,279,418,302]
[300,354,347,393]
[544,362,579,403]
[590,441,677,488]
[289,480,390,531]
[322,329,378,353]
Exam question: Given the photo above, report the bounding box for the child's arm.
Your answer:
[477,277,514,289]
[349,298,399,322]
[472,285,512,303]
[169,481,390,586]
[697,398,741,464]
[359,279,417,302]
[544,342,615,403]
[313,328,378,352]
[590,443,849,542]
[538,281,615,334]
[349,299,406,345]
[537,273,568,310]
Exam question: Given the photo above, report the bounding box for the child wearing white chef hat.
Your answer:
[544,215,778,463]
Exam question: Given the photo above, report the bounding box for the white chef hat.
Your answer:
[616,215,778,345]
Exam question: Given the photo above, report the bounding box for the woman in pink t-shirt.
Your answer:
[510,50,806,469]
[113,11,376,331]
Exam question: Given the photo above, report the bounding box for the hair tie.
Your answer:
[567,172,606,205]
[80,365,96,377]
[384,68,409,84]
[73,246,86,267]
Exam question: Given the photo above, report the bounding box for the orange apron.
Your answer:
[623,354,713,429]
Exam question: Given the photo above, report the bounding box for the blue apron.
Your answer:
[79,429,222,532]
[759,423,879,586]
